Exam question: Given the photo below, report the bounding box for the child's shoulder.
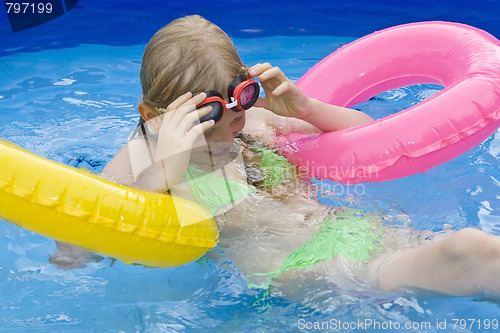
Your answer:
[101,143,135,186]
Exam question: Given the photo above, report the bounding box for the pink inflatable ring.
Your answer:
[276,22,500,184]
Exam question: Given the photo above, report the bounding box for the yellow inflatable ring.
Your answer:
[0,138,218,268]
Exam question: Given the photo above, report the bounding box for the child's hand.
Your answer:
[154,92,215,186]
[249,63,312,119]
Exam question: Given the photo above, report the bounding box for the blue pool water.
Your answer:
[1,1,500,332]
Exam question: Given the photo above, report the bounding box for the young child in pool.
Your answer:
[52,15,500,298]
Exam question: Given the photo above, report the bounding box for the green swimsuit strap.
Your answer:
[183,145,291,216]
[184,164,254,216]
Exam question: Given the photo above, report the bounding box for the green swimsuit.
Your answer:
[184,163,253,216]
[184,146,383,289]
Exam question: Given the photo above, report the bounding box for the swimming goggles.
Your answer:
[197,74,260,124]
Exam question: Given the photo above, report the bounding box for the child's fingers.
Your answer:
[196,104,214,118]
[272,81,294,96]
[200,119,216,132]
[249,63,273,78]
[186,119,215,142]
[258,66,288,83]
[165,92,206,123]
[166,104,192,128]
[178,105,213,133]
[180,92,207,109]
[166,91,193,112]
[168,93,207,127]
[161,92,195,125]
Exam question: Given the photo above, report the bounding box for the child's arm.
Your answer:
[137,93,215,193]
[103,93,215,193]
[249,63,373,132]
[243,106,320,145]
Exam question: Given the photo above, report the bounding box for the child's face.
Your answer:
[196,74,252,144]
[203,105,246,143]
[188,97,247,167]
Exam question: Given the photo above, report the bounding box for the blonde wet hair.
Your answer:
[140,15,248,112]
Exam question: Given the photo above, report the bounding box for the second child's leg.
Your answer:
[49,241,103,270]
[376,228,500,297]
